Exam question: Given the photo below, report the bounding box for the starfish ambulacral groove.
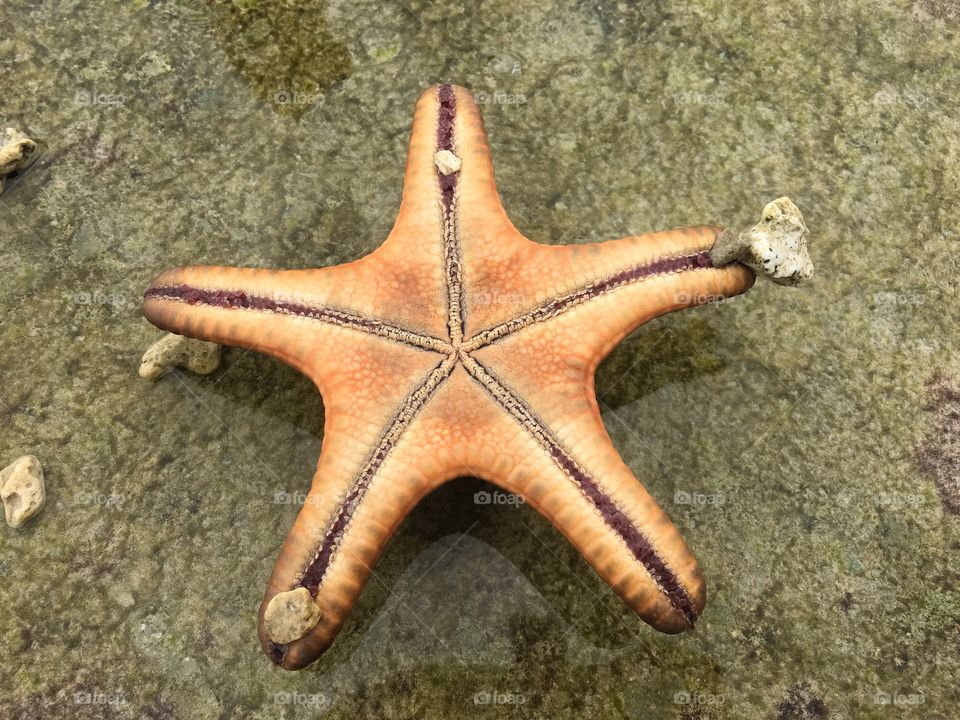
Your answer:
[143,84,757,670]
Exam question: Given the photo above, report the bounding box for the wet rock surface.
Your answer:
[0,0,957,717]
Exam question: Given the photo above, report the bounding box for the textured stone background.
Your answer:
[1,0,958,718]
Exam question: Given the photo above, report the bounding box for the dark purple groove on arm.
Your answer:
[437,83,457,210]
[461,354,699,625]
[572,250,713,305]
[144,284,449,352]
[436,83,466,345]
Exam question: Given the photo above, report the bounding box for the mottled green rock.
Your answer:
[0,0,957,718]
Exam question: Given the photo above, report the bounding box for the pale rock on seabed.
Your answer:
[1,455,45,528]
[0,127,36,194]
[138,333,222,381]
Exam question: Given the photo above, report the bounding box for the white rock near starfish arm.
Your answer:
[1,455,46,528]
[433,149,461,175]
[263,587,323,644]
[0,127,37,194]
[139,333,222,380]
[709,197,814,286]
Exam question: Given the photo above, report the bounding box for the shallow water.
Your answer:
[1,1,958,718]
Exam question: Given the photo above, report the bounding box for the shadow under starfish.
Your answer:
[142,84,759,670]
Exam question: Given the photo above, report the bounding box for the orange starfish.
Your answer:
[143,84,754,670]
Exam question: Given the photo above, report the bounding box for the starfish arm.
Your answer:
[460,354,705,631]
[143,264,450,378]
[258,353,458,669]
[259,354,455,669]
[449,85,525,245]
[382,84,529,345]
[462,225,755,346]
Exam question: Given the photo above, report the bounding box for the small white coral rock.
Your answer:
[433,149,461,175]
[0,128,37,193]
[1,455,46,528]
[263,587,322,644]
[139,333,222,380]
[710,197,813,286]
[0,127,36,174]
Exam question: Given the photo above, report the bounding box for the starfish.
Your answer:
[143,84,756,670]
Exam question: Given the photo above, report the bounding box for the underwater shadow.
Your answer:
[202,349,325,438]
[595,316,729,410]
[307,477,671,678]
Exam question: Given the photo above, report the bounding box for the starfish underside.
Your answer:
[143,84,754,670]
